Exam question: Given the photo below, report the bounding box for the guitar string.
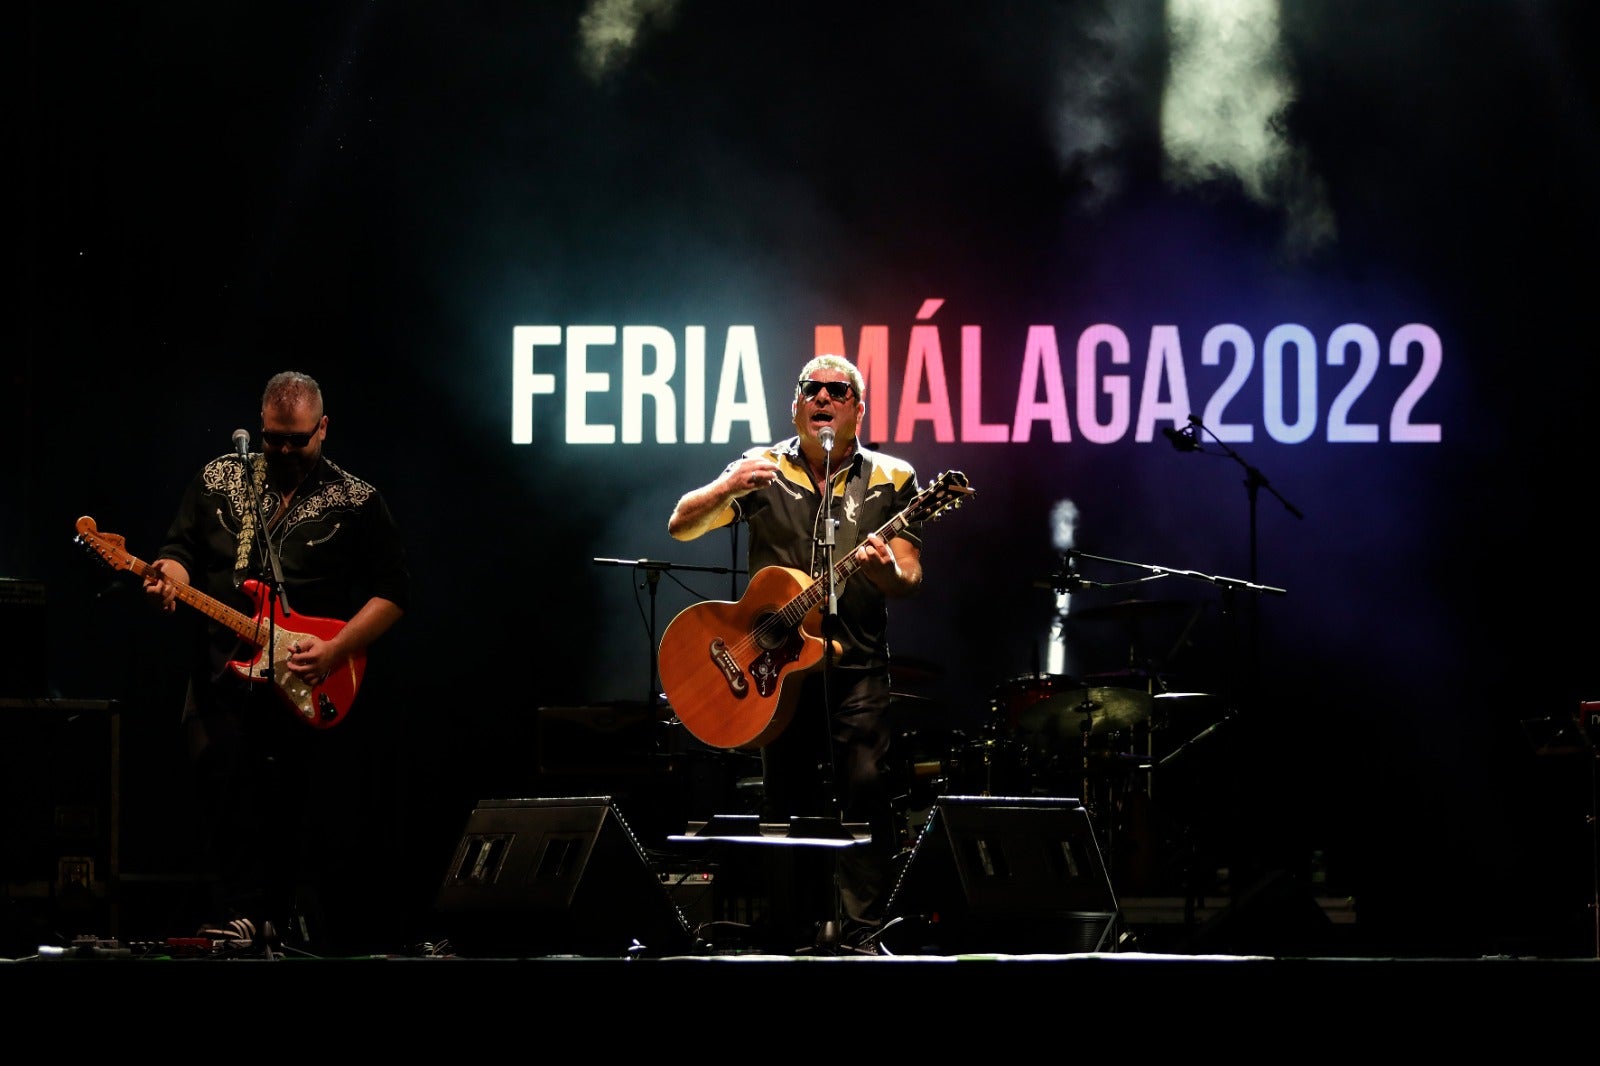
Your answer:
[719,478,952,664]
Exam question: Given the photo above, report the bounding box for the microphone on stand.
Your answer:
[231,428,252,460]
[818,426,835,454]
[1162,425,1198,452]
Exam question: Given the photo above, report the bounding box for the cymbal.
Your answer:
[1067,599,1193,623]
[1150,691,1225,729]
[1015,686,1153,737]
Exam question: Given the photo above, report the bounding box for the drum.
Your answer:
[895,728,959,804]
[990,672,1079,730]
[893,727,955,852]
[943,733,1032,797]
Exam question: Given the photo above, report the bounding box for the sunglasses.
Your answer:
[260,428,319,448]
[798,379,855,401]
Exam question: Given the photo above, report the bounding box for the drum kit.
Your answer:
[891,595,1232,894]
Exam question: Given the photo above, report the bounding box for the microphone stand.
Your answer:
[1063,548,1287,922]
[1181,416,1304,709]
[1174,417,1305,902]
[815,442,851,951]
[591,557,737,713]
[817,445,843,813]
[239,450,292,684]
[1063,548,1285,752]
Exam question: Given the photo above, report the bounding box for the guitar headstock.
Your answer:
[908,470,975,525]
[74,515,133,573]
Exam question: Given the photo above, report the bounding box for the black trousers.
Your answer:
[759,667,897,930]
[185,680,316,937]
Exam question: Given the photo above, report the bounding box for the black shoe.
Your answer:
[196,918,282,956]
[839,919,884,955]
[197,917,257,953]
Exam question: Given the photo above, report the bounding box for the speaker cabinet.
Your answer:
[435,796,695,957]
[883,795,1118,955]
[1,697,120,948]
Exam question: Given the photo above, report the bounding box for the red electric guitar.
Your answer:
[658,471,973,750]
[73,515,363,730]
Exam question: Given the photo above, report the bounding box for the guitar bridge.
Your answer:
[708,638,749,697]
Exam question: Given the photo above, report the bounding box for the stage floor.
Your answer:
[5,948,1596,1047]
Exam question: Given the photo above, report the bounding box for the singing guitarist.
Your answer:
[667,353,923,951]
[141,370,409,952]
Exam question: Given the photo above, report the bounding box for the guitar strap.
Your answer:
[836,449,873,549]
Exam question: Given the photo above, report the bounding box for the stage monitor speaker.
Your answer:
[883,795,1118,955]
[435,796,695,958]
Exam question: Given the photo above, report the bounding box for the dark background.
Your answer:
[7,2,1595,956]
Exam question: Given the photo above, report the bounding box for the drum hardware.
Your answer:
[989,672,1080,728]
[1014,686,1154,740]
[956,733,1032,797]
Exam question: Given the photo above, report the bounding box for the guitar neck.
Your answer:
[123,554,264,645]
[779,509,913,627]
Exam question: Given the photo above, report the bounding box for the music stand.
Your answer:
[668,815,871,953]
[592,557,738,711]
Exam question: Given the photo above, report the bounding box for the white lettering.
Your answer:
[510,318,1443,446]
[708,325,770,444]
[567,325,617,444]
[1077,324,1132,444]
[1388,324,1442,443]
[1136,325,1191,443]
[1263,323,1317,444]
[1200,324,1255,442]
[511,325,561,444]
[1326,323,1381,443]
[621,325,677,444]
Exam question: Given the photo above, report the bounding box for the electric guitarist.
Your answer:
[141,370,410,952]
[665,354,922,950]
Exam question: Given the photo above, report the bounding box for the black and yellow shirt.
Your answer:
[709,436,921,671]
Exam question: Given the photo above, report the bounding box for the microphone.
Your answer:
[1162,425,1198,452]
[818,426,835,454]
[231,428,251,459]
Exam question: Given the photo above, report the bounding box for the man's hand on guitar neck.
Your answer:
[143,558,190,613]
[853,532,922,597]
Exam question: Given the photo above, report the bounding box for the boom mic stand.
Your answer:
[591,557,737,712]
[1170,416,1304,898]
[1168,414,1304,708]
[1063,548,1286,920]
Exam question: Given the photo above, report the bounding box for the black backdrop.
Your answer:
[9,2,1596,956]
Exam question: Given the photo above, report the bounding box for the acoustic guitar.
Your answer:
[658,470,973,750]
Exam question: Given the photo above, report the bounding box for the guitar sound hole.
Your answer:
[752,611,790,652]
